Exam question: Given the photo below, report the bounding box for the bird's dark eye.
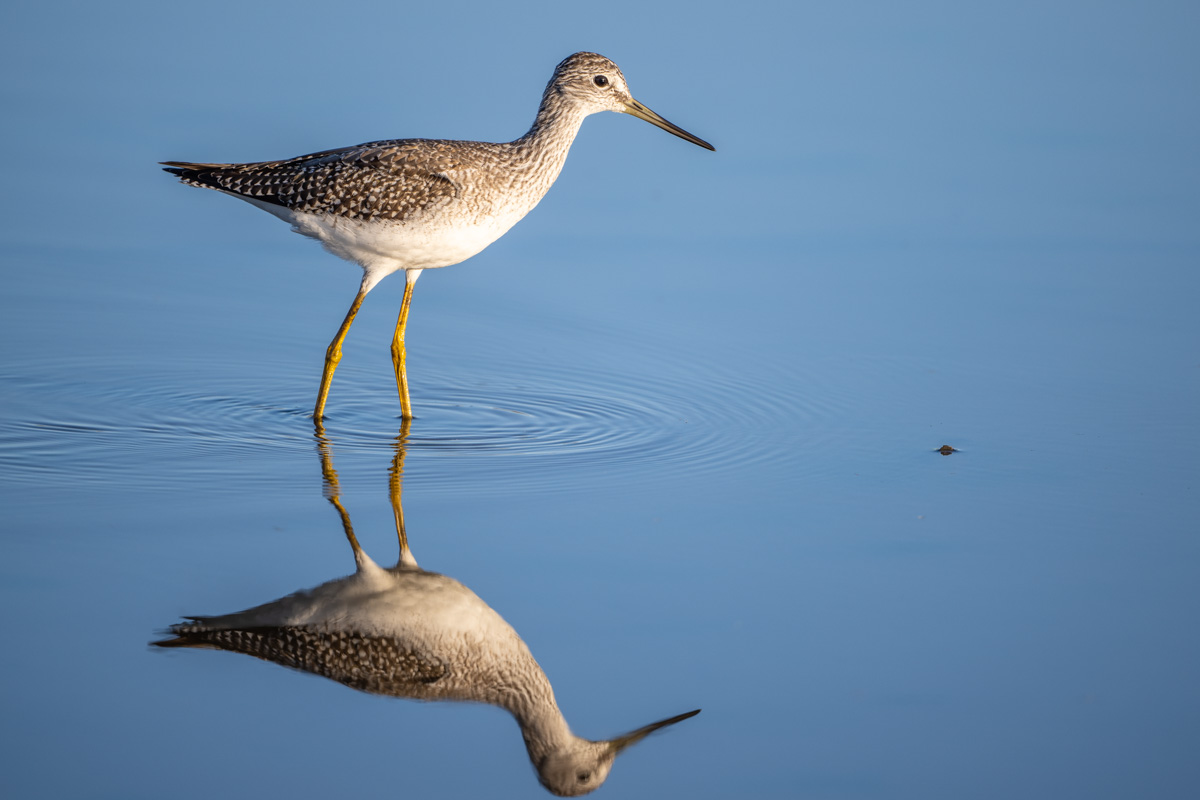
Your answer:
[577,772,591,783]
[593,75,608,87]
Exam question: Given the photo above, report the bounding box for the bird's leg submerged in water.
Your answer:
[314,284,368,421]
[391,271,419,420]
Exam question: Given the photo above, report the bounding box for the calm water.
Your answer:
[3,3,1199,798]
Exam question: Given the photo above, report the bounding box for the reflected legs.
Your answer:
[390,418,415,566]
[315,433,365,563]
[316,420,415,570]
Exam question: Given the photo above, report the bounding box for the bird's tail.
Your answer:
[160,161,236,187]
[151,635,201,648]
[161,160,231,173]
[150,617,223,649]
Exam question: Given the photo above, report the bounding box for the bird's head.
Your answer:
[533,708,700,796]
[547,52,714,151]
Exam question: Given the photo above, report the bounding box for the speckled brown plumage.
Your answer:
[158,624,450,697]
[163,140,512,223]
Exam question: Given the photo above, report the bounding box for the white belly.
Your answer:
[239,194,529,290]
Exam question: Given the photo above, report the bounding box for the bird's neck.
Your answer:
[493,663,577,763]
[510,90,592,196]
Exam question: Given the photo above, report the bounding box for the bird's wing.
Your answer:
[161,139,474,222]
[154,625,450,697]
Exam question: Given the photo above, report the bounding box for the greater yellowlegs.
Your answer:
[162,52,713,421]
[154,426,700,795]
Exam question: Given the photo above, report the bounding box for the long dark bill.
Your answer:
[623,100,715,151]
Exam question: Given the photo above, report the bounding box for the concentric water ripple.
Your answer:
[0,336,867,495]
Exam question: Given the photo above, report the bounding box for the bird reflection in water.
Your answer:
[153,422,699,796]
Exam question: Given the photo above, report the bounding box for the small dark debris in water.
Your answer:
[937,445,957,455]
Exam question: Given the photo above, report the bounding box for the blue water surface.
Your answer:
[2,2,1198,799]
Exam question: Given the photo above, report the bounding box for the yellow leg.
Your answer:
[391,280,416,419]
[389,418,413,563]
[314,287,367,421]
[315,432,365,563]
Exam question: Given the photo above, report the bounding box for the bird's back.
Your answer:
[163,138,547,275]
[154,566,539,703]
[165,139,493,222]
[156,623,452,697]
